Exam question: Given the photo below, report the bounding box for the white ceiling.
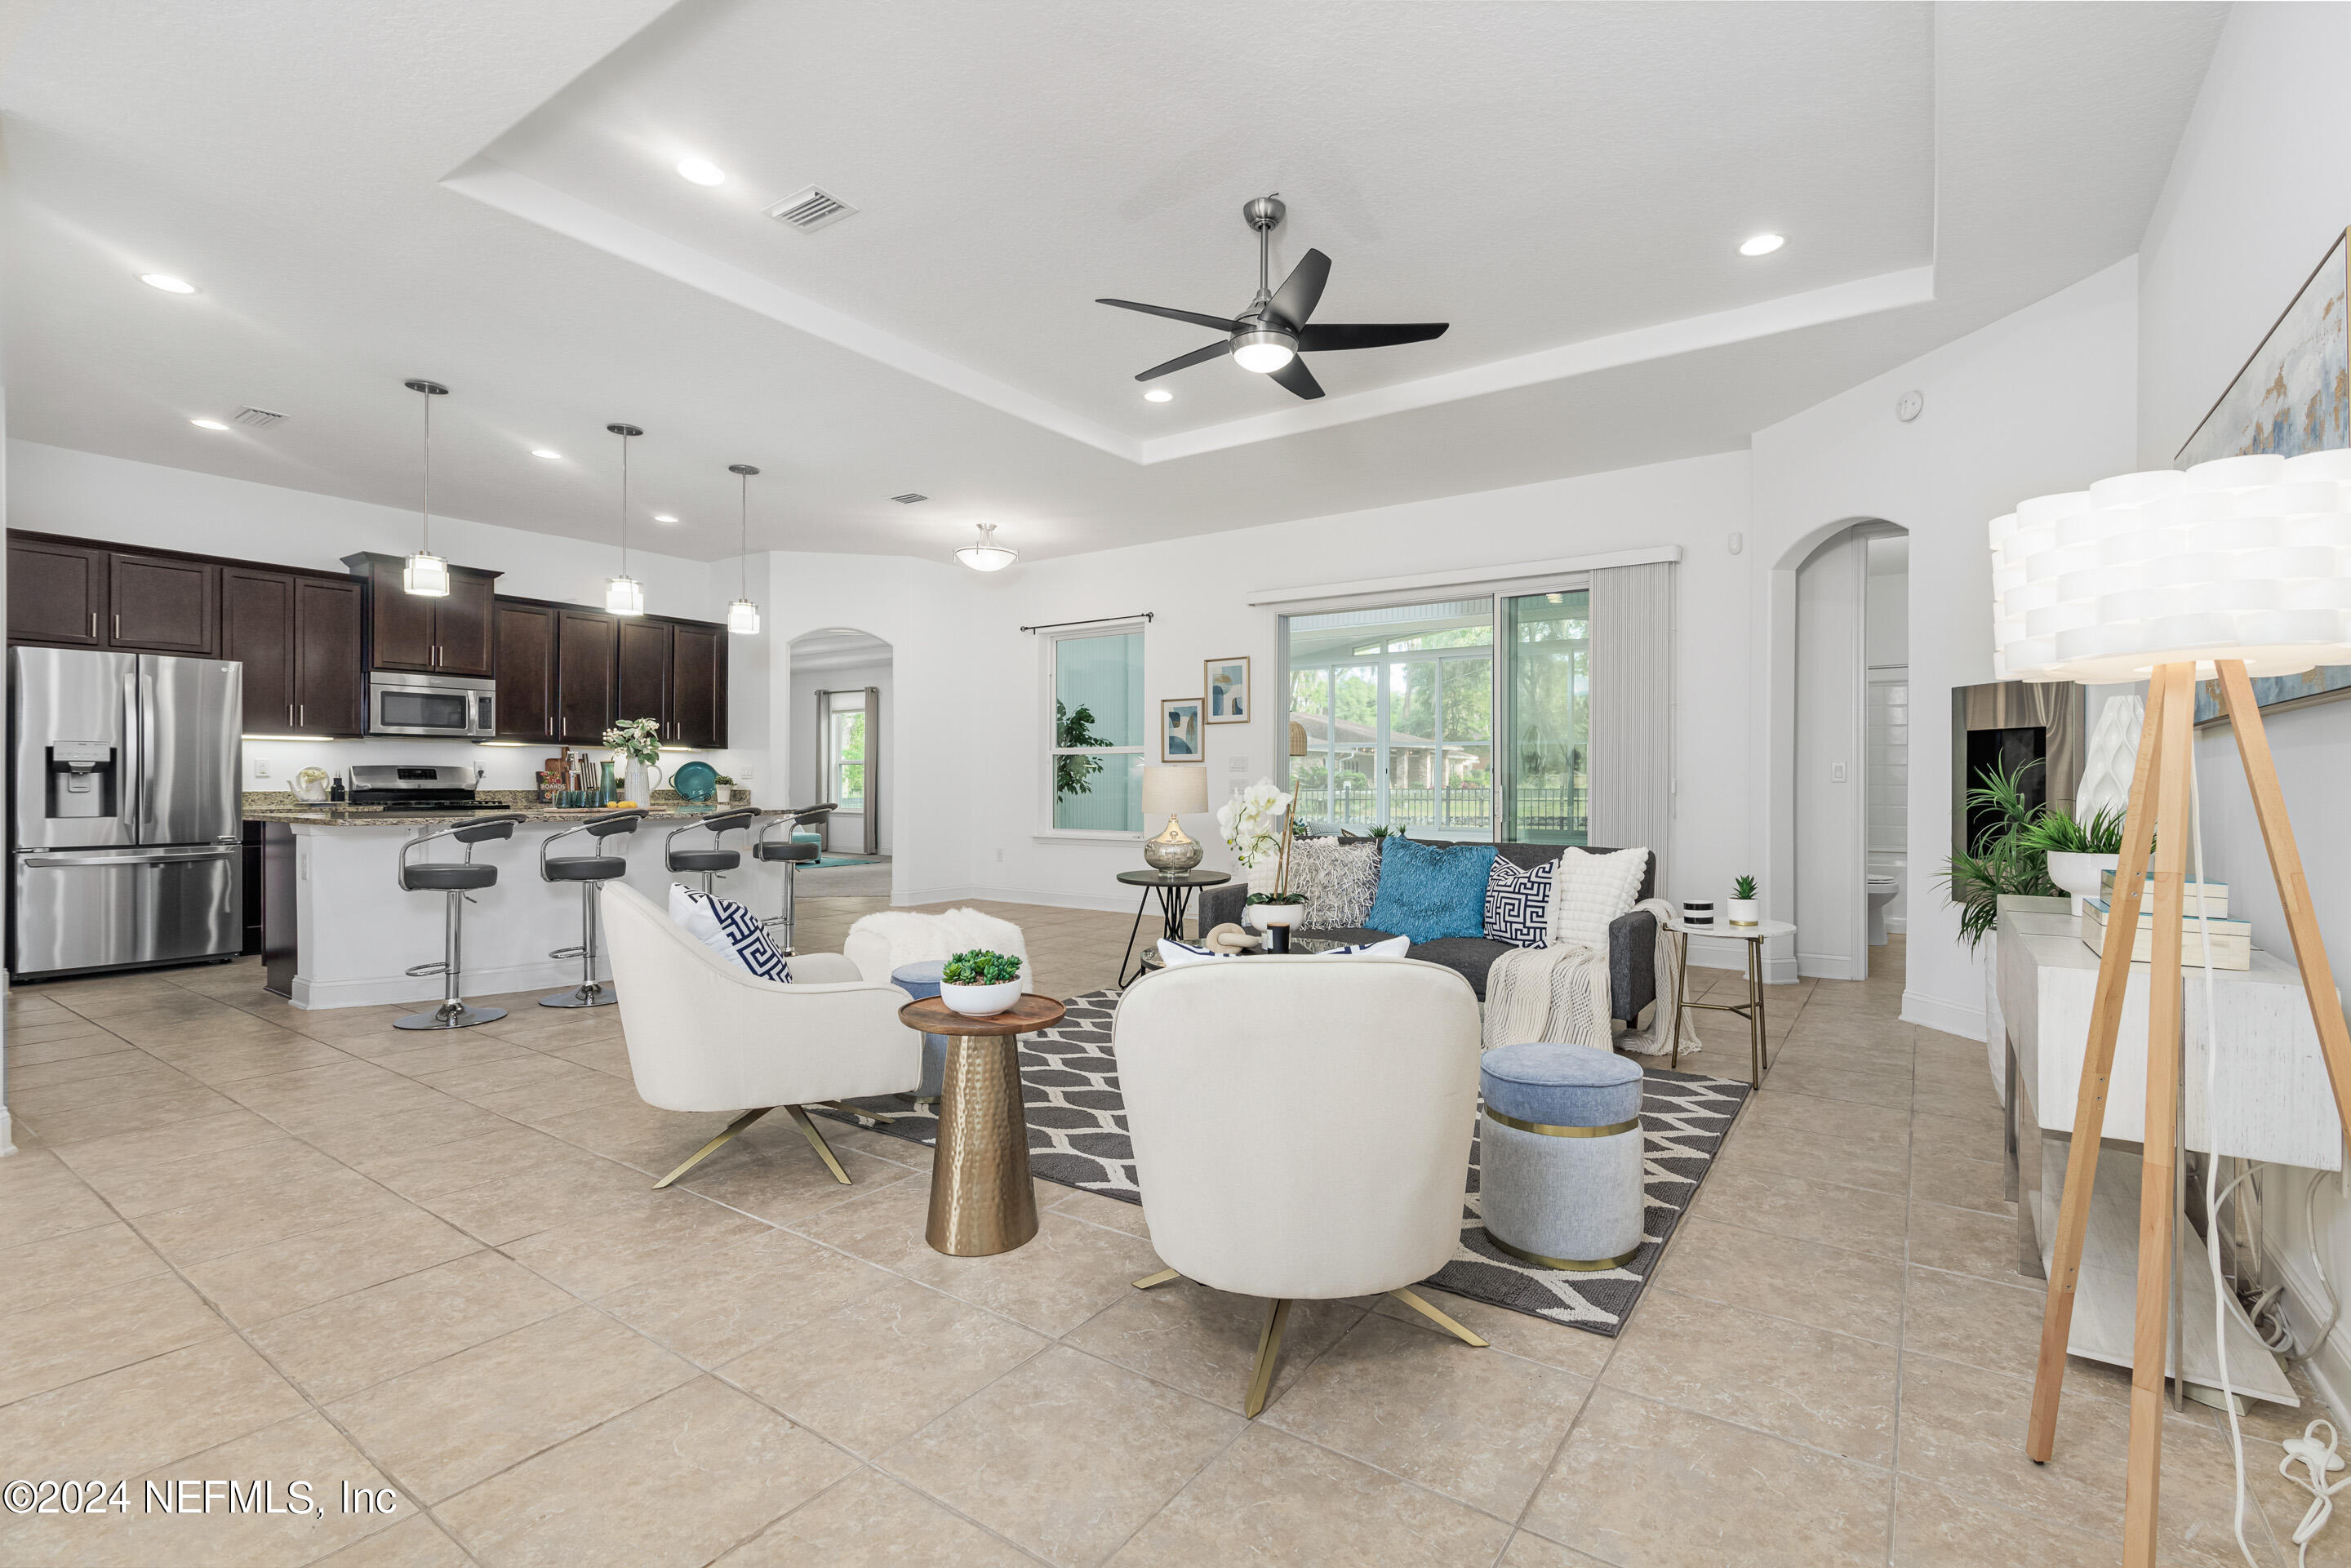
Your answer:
[0,2,2224,564]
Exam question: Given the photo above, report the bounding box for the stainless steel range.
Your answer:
[346,763,484,811]
[9,647,243,979]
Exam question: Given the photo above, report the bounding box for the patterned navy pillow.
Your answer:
[686,889,793,982]
[1485,855,1559,948]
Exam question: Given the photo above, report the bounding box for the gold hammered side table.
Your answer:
[897,993,1065,1257]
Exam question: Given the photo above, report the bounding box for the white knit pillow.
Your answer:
[1548,847,1647,949]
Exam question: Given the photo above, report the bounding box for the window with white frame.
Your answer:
[1045,624,1145,833]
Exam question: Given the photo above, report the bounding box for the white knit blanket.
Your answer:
[1482,896,1698,1057]
[842,908,1028,982]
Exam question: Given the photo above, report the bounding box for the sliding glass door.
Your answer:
[1501,589,1589,844]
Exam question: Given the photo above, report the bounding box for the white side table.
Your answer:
[1664,918,1797,1086]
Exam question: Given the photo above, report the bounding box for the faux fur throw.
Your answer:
[844,908,1028,979]
[1481,896,1697,1059]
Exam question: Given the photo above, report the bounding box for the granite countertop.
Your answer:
[242,789,782,828]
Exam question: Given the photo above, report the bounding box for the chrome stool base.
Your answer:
[540,981,617,1009]
[394,1002,507,1031]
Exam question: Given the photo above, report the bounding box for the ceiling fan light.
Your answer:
[727,598,762,635]
[955,522,1018,572]
[402,551,451,597]
[605,575,646,616]
[1229,329,1297,374]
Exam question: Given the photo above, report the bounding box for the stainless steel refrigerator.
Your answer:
[9,647,242,979]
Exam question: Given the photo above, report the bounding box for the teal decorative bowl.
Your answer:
[672,761,719,802]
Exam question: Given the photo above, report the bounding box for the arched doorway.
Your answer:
[787,628,892,901]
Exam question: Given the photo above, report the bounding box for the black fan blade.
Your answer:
[1097,298,1243,334]
[1136,341,1229,382]
[1295,322,1450,352]
[1269,355,1325,401]
[1268,247,1331,330]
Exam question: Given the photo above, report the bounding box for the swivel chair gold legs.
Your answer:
[651,1103,854,1190]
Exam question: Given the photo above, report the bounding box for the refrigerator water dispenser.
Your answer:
[45,740,118,819]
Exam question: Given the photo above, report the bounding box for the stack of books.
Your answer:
[2082,872,2249,969]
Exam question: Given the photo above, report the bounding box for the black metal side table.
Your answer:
[1116,868,1232,986]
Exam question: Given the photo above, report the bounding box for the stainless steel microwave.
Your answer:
[367,670,496,739]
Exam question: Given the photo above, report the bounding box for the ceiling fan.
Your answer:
[1097,194,1447,401]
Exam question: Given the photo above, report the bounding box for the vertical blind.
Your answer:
[1587,560,1673,883]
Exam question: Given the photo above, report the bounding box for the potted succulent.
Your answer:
[712,773,736,804]
[940,948,1024,1016]
[1727,874,1761,927]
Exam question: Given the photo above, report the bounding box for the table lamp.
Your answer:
[1994,448,2351,1565]
[1140,764,1209,873]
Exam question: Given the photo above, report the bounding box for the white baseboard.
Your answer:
[0,1108,14,1157]
[2263,1250,2351,1428]
[1901,988,1985,1041]
[1887,916,1908,934]
[291,957,611,1011]
[1798,951,1865,981]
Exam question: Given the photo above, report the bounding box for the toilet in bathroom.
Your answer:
[1867,876,1899,946]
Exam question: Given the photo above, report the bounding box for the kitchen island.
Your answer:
[249,803,808,1009]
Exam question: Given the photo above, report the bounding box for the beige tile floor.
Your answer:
[0,918,2335,1566]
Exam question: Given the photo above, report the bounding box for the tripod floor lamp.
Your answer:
[1993,448,2351,1564]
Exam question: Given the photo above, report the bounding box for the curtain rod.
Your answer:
[1020,613,1153,633]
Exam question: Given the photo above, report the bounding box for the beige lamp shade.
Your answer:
[1141,765,1209,819]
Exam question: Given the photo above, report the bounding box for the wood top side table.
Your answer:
[898,993,1065,1257]
[1664,917,1797,1088]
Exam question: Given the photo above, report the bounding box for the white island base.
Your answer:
[285,819,806,1011]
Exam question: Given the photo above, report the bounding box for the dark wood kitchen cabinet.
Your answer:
[555,607,617,745]
[219,567,364,736]
[221,567,296,731]
[7,538,109,646]
[110,553,219,655]
[341,553,500,677]
[494,600,559,741]
[670,624,726,748]
[615,618,673,730]
[293,577,364,735]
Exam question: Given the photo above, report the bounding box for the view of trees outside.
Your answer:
[1506,591,1590,843]
[1051,629,1145,830]
[831,710,866,810]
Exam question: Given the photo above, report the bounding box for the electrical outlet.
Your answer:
[251,757,272,780]
[736,765,754,780]
[1831,762,1847,783]
[1229,755,1248,772]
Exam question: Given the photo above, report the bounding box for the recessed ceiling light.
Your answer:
[140,273,198,294]
[189,418,229,430]
[531,448,562,460]
[1739,233,1785,257]
[652,513,678,523]
[674,157,727,188]
[1143,388,1173,403]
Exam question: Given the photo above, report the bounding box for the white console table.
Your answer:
[1996,895,2343,1407]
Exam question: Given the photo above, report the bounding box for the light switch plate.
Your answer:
[1229,755,1248,772]
[1831,762,1847,782]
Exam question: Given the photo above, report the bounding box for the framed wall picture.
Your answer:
[2182,226,2351,726]
[1160,697,1202,761]
[1204,656,1251,723]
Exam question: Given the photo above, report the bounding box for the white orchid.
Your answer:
[1217,778,1294,869]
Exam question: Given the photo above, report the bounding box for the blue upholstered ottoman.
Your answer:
[890,961,949,1102]
[1479,1042,1646,1272]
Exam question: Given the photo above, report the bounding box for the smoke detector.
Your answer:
[766,186,858,233]
[233,406,287,427]
[891,493,928,504]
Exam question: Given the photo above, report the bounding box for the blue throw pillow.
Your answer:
[1362,837,1498,944]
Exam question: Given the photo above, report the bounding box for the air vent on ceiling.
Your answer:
[891,493,928,504]
[233,406,287,427]
[767,185,859,233]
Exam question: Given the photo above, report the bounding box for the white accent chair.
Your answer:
[598,882,922,1189]
[1115,956,1491,1415]
[842,908,1029,985]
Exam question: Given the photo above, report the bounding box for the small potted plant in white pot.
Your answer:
[940,948,1023,1016]
[1242,813,1309,948]
[1727,874,1761,927]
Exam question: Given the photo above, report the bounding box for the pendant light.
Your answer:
[401,380,451,597]
[603,422,646,616]
[727,463,762,635]
[955,522,1017,571]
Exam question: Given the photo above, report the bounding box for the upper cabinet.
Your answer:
[615,618,673,729]
[7,535,219,655]
[221,568,296,731]
[493,601,558,742]
[340,553,500,676]
[292,577,364,735]
[671,624,726,748]
[219,566,364,736]
[555,607,618,746]
[110,553,219,655]
[7,538,109,647]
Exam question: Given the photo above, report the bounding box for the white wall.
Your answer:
[1793,528,1866,979]
[2135,1,2351,1420]
[1749,256,2141,1033]
[789,655,893,855]
[6,441,766,794]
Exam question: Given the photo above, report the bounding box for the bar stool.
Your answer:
[540,809,647,1009]
[753,802,833,953]
[395,815,524,1031]
[664,807,759,896]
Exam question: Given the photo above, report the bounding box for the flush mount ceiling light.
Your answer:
[604,423,647,616]
[531,448,562,460]
[674,156,727,187]
[954,522,1017,572]
[1143,388,1174,403]
[140,273,197,293]
[189,417,229,430]
[652,513,678,523]
[1739,233,1785,257]
[727,464,761,635]
[400,379,452,597]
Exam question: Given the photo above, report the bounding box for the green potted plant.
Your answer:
[2022,803,2127,915]
[712,773,736,804]
[940,948,1023,1016]
[1727,874,1760,927]
[1937,757,2062,948]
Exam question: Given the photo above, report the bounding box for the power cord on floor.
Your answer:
[2278,1420,2351,1566]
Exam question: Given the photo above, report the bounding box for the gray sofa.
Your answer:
[1195,841,1660,1027]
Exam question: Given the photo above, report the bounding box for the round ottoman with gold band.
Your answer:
[1478,1042,1647,1273]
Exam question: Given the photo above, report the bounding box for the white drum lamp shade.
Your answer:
[1990,449,2351,683]
[1140,765,1209,820]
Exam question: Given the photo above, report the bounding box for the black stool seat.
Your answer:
[402,863,499,892]
[755,840,820,864]
[544,855,628,882]
[668,849,741,873]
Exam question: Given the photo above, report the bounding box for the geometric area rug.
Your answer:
[816,986,1753,1338]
